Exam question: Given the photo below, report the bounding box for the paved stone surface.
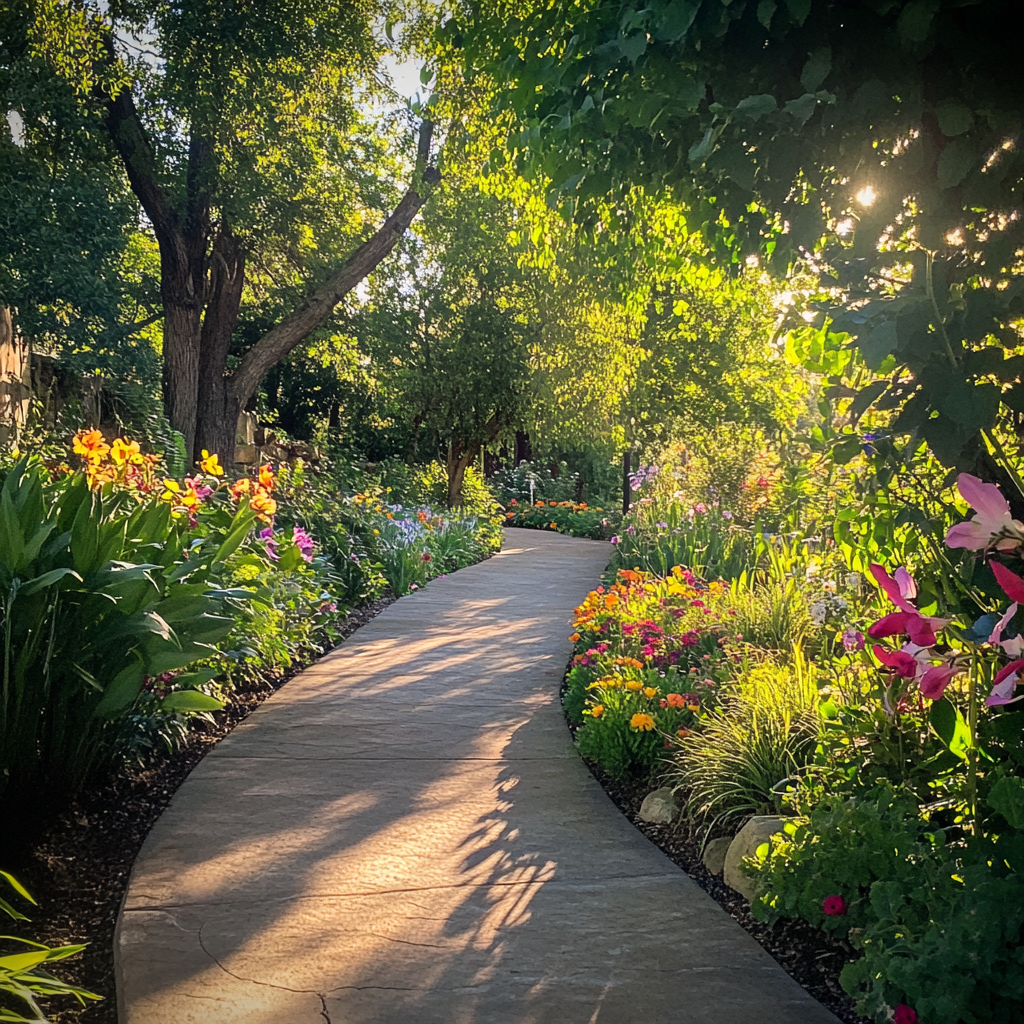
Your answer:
[116,529,840,1024]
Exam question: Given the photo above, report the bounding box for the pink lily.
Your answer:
[873,643,961,700]
[945,474,1024,553]
[867,564,949,646]
[987,658,1024,707]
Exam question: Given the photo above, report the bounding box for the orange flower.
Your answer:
[590,704,605,718]
[569,632,580,642]
[418,511,428,522]
[549,521,557,529]
[199,450,224,476]
[73,428,109,463]
[630,713,655,731]
[676,728,691,739]
[666,693,686,708]
[258,463,276,490]
[230,478,252,500]
[249,488,277,522]
[616,657,644,670]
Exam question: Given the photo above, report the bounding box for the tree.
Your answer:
[15,0,441,461]
[456,0,1024,477]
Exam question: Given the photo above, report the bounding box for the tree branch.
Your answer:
[228,121,439,407]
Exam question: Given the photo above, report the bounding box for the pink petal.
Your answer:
[990,603,1019,644]
[986,673,1024,706]
[894,567,917,600]
[867,612,913,639]
[992,562,1024,604]
[945,520,991,550]
[873,644,918,678]
[994,657,1024,686]
[920,664,957,700]
[906,614,949,647]
[957,474,1011,520]
[869,563,918,614]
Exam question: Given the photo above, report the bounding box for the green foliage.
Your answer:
[505,500,613,540]
[669,658,821,830]
[749,789,1024,1024]
[1,873,102,1022]
[0,457,254,805]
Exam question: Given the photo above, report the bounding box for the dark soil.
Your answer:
[583,761,864,1024]
[4,595,394,1024]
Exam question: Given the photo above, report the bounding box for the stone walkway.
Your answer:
[116,530,839,1024]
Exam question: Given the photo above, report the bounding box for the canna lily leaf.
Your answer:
[160,691,225,712]
[93,661,145,718]
[18,567,82,597]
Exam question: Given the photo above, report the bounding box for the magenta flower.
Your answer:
[893,1006,918,1024]
[873,643,960,700]
[842,629,865,652]
[822,894,847,917]
[945,473,1024,552]
[867,564,949,646]
[987,657,1024,706]
[292,526,315,562]
[260,527,279,562]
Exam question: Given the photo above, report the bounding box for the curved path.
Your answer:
[116,530,839,1024]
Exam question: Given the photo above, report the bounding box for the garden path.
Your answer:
[115,530,839,1024]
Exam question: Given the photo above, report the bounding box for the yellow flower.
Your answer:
[110,437,141,465]
[643,687,659,700]
[249,488,277,522]
[373,528,380,536]
[630,713,655,731]
[624,680,643,692]
[73,428,109,462]
[258,464,275,490]
[230,477,251,500]
[199,450,224,476]
[687,703,700,713]
[590,704,605,718]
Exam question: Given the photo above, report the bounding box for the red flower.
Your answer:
[893,1006,918,1024]
[422,552,432,563]
[822,894,847,917]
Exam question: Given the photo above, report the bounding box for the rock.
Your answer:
[638,786,679,824]
[702,836,732,877]
[722,816,787,899]
[234,444,257,464]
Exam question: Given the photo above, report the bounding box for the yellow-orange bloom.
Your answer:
[249,488,277,522]
[590,704,605,718]
[630,713,655,732]
[73,428,109,463]
[677,728,691,739]
[258,464,275,490]
[230,478,252,500]
[110,437,141,465]
[199,450,224,477]
[643,687,659,700]
[624,680,643,692]
[569,632,580,642]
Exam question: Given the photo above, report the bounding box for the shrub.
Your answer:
[668,657,821,830]
[505,499,613,539]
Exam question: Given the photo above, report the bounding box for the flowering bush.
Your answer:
[505,499,614,539]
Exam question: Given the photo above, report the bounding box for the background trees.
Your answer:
[457,0,1024,480]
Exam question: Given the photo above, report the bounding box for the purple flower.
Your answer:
[610,535,620,544]
[722,510,734,521]
[626,524,636,535]
[292,526,315,562]
[656,521,668,529]
[260,527,279,562]
[842,629,865,652]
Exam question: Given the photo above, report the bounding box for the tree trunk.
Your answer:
[446,439,478,507]
[194,228,245,464]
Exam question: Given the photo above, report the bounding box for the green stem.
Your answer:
[982,428,1024,503]
[968,653,980,833]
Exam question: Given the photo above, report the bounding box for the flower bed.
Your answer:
[504,499,615,539]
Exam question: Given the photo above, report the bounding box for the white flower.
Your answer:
[809,601,828,626]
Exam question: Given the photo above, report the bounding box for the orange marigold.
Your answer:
[630,713,655,732]
[590,704,605,718]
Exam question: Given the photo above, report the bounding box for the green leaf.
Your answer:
[783,93,818,125]
[160,691,225,712]
[0,873,34,905]
[18,567,82,597]
[654,2,698,41]
[898,0,938,44]
[93,661,145,718]
[930,697,971,760]
[785,0,811,25]
[618,34,647,63]
[988,776,1024,829]
[736,94,777,121]
[858,319,898,369]
[937,136,976,188]
[800,48,831,92]
[756,0,776,28]
[688,126,715,165]
[849,380,889,423]
[0,949,50,971]
[935,100,973,137]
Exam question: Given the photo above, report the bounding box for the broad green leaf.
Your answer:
[930,697,971,760]
[937,136,976,188]
[18,567,82,597]
[935,100,973,137]
[160,691,225,712]
[736,94,777,121]
[800,48,831,92]
[988,776,1024,829]
[93,661,145,718]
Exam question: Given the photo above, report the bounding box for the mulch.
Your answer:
[3,595,395,1024]
[583,762,865,1024]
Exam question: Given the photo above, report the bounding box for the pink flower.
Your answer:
[893,1006,918,1024]
[867,564,949,646]
[873,644,919,679]
[987,657,1024,706]
[874,643,961,700]
[945,473,1024,552]
[822,894,847,917]
[991,561,1024,602]
[989,601,1024,657]
[842,629,865,652]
